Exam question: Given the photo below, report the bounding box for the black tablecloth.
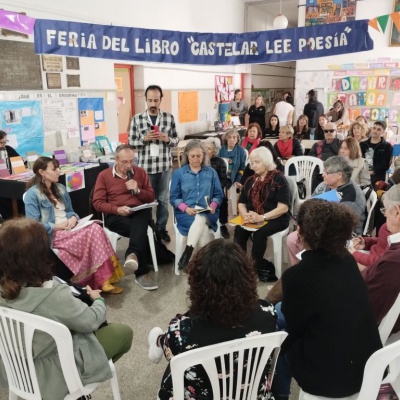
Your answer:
[0,163,109,218]
[183,128,246,140]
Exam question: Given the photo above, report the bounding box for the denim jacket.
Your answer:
[170,164,223,210]
[24,184,79,242]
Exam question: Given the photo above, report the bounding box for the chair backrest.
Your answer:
[221,157,229,172]
[0,306,85,399]
[379,292,400,346]
[357,339,400,399]
[284,156,324,199]
[285,175,299,216]
[362,187,378,236]
[170,331,287,400]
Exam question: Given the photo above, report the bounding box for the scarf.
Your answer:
[249,170,279,214]
[276,138,293,159]
[241,137,260,154]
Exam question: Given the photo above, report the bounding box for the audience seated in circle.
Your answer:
[280,200,382,399]
[0,218,133,399]
[234,147,290,282]
[24,157,124,294]
[147,239,277,400]
[286,155,366,266]
[170,140,224,271]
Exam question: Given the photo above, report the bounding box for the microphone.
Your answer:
[126,170,134,195]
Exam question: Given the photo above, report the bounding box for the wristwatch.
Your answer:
[263,214,267,221]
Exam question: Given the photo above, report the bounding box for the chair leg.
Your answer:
[230,186,238,216]
[272,235,282,279]
[147,227,158,272]
[175,232,184,276]
[108,360,121,400]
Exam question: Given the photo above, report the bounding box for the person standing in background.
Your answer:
[248,95,266,132]
[130,85,179,243]
[303,89,324,139]
[0,130,20,159]
[229,89,248,126]
[273,94,294,127]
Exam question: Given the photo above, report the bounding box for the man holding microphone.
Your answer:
[130,85,179,243]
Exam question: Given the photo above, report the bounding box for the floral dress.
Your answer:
[158,300,277,400]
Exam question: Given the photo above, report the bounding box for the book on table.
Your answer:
[229,215,268,232]
[128,201,158,213]
[194,196,211,213]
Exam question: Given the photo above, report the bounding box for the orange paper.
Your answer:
[95,121,107,136]
[80,110,94,126]
[178,91,198,123]
[10,156,26,174]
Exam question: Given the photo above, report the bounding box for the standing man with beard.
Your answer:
[130,85,179,242]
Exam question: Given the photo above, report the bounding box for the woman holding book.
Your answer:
[24,157,124,294]
[170,140,224,271]
[234,147,290,282]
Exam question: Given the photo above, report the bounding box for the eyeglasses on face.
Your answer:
[380,207,387,215]
[323,170,339,175]
[324,129,335,133]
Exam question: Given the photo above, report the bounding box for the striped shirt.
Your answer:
[130,110,179,174]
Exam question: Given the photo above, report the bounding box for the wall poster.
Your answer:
[305,0,357,26]
[390,0,400,46]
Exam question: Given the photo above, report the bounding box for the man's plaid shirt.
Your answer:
[130,110,179,174]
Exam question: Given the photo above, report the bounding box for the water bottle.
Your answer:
[0,148,11,173]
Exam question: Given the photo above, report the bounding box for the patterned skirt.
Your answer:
[53,223,124,289]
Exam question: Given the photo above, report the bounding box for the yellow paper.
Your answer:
[95,121,107,136]
[229,215,268,230]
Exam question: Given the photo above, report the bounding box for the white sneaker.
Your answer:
[148,327,164,364]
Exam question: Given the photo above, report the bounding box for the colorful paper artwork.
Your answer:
[305,0,357,26]
[65,170,85,192]
[390,76,400,90]
[367,76,388,90]
[348,108,361,121]
[341,77,351,91]
[366,91,387,107]
[215,76,234,102]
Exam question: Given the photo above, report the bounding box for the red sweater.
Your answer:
[353,223,390,267]
[93,166,155,215]
[363,241,400,334]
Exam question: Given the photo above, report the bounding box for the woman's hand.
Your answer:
[65,216,78,230]
[86,285,102,301]
[352,237,365,250]
[234,182,242,190]
[247,211,263,223]
[54,220,69,231]
[185,207,196,216]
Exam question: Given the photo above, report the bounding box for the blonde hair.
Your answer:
[280,125,294,138]
[249,147,276,172]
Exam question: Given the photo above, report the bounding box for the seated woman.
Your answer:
[348,121,368,143]
[339,137,371,187]
[356,115,371,137]
[349,222,390,271]
[170,140,224,270]
[248,95,266,132]
[0,218,133,400]
[263,114,280,138]
[147,239,277,400]
[294,114,310,141]
[325,99,350,126]
[24,157,124,294]
[241,122,261,154]
[281,200,382,399]
[204,137,230,239]
[286,156,367,265]
[314,114,328,141]
[234,147,290,282]
[273,125,303,173]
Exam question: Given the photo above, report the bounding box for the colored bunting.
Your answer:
[377,15,390,33]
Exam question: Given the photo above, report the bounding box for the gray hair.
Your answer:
[249,147,276,172]
[204,137,221,155]
[223,129,240,145]
[383,184,400,206]
[182,140,210,166]
[115,144,133,155]
[324,155,353,182]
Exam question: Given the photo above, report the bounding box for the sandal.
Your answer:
[101,283,124,294]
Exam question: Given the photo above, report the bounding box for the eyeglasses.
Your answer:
[0,140,8,145]
[380,207,387,215]
[323,129,335,133]
[323,170,338,175]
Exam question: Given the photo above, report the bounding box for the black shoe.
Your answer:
[257,259,278,282]
[178,245,194,271]
[220,225,230,239]
[159,229,171,243]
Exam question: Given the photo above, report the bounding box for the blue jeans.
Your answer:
[149,168,172,232]
[309,127,315,140]
[272,302,292,398]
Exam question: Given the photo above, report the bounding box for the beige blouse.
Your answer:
[349,157,371,187]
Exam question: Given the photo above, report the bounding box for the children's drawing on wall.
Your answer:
[305,0,357,26]
[215,75,234,102]
[390,0,400,46]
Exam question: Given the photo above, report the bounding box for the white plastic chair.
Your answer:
[284,156,324,199]
[0,306,121,400]
[101,213,158,272]
[170,331,287,400]
[362,188,378,236]
[379,292,400,346]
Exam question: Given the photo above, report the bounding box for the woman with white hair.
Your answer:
[234,147,290,282]
[170,140,224,270]
[204,137,230,239]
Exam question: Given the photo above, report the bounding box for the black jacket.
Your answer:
[360,138,393,178]
[303,101,324,128]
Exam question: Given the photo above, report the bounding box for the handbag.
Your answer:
[296,178,307,200]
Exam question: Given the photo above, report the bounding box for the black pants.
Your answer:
[234,218,289,263]
[219,196,229,224]
[48,249,74,281]
[105,209,151,277]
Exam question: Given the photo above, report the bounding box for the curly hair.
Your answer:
[187,239,259,328]
[0,218,53,300]
[297,199,357,258]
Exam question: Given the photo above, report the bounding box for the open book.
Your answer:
[194,196,211,213]
[229,215,268,232]
[71,214,102,232]
[129,201,158,212]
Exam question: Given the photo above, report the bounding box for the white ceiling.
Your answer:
[243,0,300,27]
